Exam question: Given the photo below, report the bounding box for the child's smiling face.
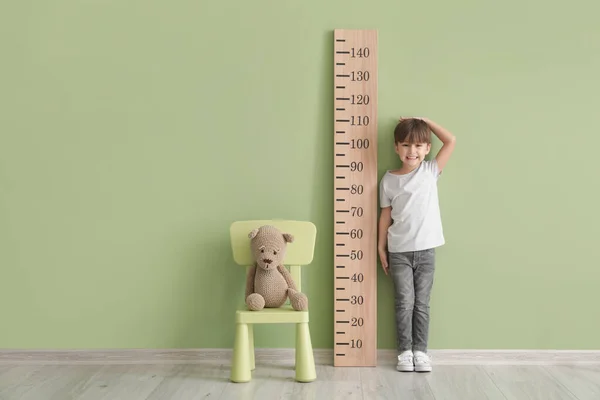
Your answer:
[395,141,431,168]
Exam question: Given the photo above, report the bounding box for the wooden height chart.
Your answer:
[333,29,378,367]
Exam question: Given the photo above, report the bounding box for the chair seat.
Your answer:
[236,305,309,324]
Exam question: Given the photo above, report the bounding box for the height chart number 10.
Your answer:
[333,29,378,367]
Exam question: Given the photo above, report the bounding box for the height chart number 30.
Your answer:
[333,29,378,367]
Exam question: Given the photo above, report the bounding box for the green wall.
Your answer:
[1,0,599,350]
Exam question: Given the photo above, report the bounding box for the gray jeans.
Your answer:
[389,249,436,353]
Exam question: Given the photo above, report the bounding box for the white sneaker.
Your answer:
[414,351,432,372]
[396,350,414,372]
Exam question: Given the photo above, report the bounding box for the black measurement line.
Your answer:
[337,342,350,345]
[336,209,350,212]
[336,119,350,122]
[336,97,350,100]
[336,309,344,312]
[336,39,346,42]
[335,153,345,156]
[337,254,350,257]
[336,232,349,235]
[337,320,350,323]
[336,299,350,302]
[336,199,345,202]
[336,130,345,134]
[336,244,345,246]
[336,62,346,65]
[335,86,345,89]
[335,176,345,179]
[336,265,345,269]
[336,221,345,224]
[336,108,345,111]
[336,353,346,356]
[336,165,349,168]
[336,74,350,77]
[336,288,345,291]
[336,187,349,191]
[336,51,350,54]
[336,276,350,279]
[336,331,345,334]
[336,142,350,145]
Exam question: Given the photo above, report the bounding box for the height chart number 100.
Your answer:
[333,29,378,367]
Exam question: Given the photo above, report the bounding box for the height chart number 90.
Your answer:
[333,29,378,368]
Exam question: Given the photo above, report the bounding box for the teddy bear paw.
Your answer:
[246,293,265,311]
[289,292,308,311]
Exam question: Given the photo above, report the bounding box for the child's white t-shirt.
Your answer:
[379,159,445,253]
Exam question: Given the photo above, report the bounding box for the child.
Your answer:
[378,117,456,372]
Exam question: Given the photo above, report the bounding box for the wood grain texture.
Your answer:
[10,366,101,400]
[75,364,174,400]
[281,364,363,400]
[146,364,230,400]
[484,365,578,400]
[333,28,378,368]
[360,366,435,400]
[545,365,600,400]
[0,366,45,399]
[425,366,506,400]
[2,349,600,366]
[3,362,600,400]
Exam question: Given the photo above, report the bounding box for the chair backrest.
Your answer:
[230,220,317,292]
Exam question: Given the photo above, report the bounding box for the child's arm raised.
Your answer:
[423,118,456,172]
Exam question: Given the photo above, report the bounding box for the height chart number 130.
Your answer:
[333,29,378,367]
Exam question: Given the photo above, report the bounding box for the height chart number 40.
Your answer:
[333,29,378,367]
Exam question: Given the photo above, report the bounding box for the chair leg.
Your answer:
[230,323,251,382]
[248,324,255,370]
[295,322,316,382]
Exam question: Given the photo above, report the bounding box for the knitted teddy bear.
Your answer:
[245,225,308,311]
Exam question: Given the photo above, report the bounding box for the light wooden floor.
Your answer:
[1,361,599,399]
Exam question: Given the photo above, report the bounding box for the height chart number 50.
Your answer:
[333,29,378,367]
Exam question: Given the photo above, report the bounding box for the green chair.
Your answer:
[229,219,317,383]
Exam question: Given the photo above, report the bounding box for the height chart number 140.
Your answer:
[333,29,378,367]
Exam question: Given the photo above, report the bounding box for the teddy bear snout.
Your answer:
[263,258,273,264]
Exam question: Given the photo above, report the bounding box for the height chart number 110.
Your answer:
[333,29,378,367]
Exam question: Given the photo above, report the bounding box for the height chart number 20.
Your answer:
[333,29,378,367]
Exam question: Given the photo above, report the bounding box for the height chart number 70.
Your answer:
[333,29,378,367]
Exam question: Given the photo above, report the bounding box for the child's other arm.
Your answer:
[378,207,392,275]
[423,118,456,172]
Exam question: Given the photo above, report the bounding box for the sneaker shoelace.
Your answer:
[414,353,431,363]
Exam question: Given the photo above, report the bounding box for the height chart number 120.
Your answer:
[333,29,378,367]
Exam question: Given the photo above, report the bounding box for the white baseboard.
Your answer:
[1,348,599,366]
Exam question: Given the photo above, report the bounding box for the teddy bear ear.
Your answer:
[283,233,294,243]
[248,228,259,239]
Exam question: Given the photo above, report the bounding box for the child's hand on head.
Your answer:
[399,116,426,123]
